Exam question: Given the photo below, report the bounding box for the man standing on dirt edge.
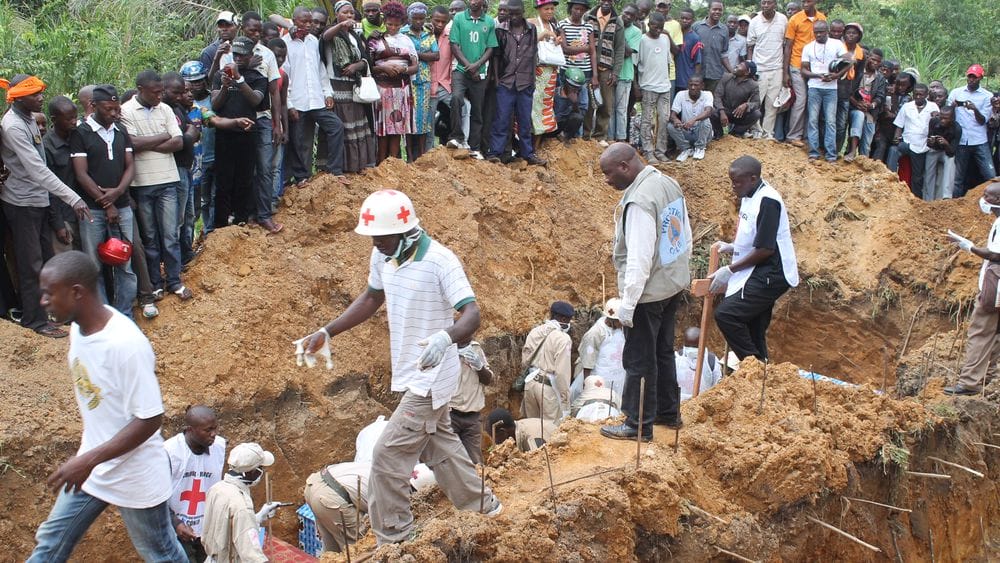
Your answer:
[710,156,799,362]
[28,251,186,562]
[298,189,502,545]
[598,143,691,442]
[945,182,1000,395]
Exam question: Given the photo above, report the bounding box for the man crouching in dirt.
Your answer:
[945,181,1000,395]
[297,189,502,546]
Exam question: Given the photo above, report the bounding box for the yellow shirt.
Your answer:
[665,19,683,80]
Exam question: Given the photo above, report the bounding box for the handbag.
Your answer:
[353,61,380,104]
[512,330,555,392]
[536,18,566,67]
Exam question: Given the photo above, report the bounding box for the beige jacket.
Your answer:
[202,474,267,563]
[522,321,573,415]
[516,418,560,451]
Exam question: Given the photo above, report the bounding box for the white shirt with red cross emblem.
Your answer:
[164,434,227,536]
[368,233,477,409]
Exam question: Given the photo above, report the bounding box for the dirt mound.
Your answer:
[2,137,996,560]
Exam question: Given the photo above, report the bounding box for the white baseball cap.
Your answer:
[216,10,238,25]
[228,442,275,472]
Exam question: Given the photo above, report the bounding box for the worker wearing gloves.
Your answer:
[597,143,692,442]
[449,340,493,464]
[945,181,1000,395]
[303,461,370,554]
[202,443,281,563]
[520,301,574,422]
[296,189,502,547]
[710,155,799,362]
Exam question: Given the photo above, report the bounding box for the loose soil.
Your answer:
[1,137,997,562]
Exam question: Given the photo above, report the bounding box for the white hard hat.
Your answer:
[603,298,622,320]
[355,190,421,236]
[228,442,275,472]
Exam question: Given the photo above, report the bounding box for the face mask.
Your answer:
[386,228,424,262]
[559,322,571,333]
[242,470,263,487]
[980,197,1000,215]
[682,346,698,360]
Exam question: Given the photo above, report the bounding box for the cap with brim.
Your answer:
[91,85,119,103]
[738,15,751,23]
[228,442,275,472]
[232,37,255,55]
[967,64,985,78]
[655,0,670,6]
[844,22,863,38]
[550,300,575,318]
[535,0,558,6]
[773,86,792,108]
[217,10,237,25]
[566,0,589,6]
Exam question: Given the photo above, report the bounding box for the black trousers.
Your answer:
[450,71,488,151]
[621,293,682,429]
[213,130,256,227]
[0,208,22,315]
[1,203,53,330]
[449,409,483,465]
[714,273,789,361]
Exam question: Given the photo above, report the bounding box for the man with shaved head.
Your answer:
[710,156,798,363]
[163,405,226,561]
[598,142,691,442]
[29,251,184,561]
[77,85,96,122]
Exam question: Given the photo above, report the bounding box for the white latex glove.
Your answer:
[715,240,735,254]
[709,265,734,294]
[417,330,452,370]
[618,304,635,328]
[948,230,974,252]
[255,501,281,525]
[458,345,485,370]
[293,331,334,370]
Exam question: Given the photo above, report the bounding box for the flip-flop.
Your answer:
[334,175,351,186]
[35,325,68,338]
[171,285,194,301]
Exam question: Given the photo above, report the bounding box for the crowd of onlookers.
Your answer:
[1,0,999,337]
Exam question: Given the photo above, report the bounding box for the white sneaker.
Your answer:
[484,495,503,517]
[461,141,471,150]
[598,140,610,148]
[142,303,159,319]
[693,148,706,160]
[446,139,461,149]
[469,150,484,160]
[675,149,693,162]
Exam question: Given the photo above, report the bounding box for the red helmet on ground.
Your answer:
[97,235,132,266]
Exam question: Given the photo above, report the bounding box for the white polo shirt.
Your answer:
[120,97,182,187]
[800,38,846,90]
[367,233,476,409]
[671,90,715,121]
[892,100,940,153]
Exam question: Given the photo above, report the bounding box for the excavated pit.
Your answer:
[1,138,998,561]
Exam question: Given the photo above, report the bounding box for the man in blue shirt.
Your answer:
[948,64,996,198]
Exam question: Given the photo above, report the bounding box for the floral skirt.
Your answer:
[375,83,413,136]
[410,81,433,135]
[532,65,559,135]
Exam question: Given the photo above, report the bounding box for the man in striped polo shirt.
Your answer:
[298,189,501,546]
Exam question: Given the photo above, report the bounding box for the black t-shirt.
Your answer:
[68,121,133,210]
[927,117,962,157]
[171,104,195,169]
[747,182,785,284]
[211,68,268,124]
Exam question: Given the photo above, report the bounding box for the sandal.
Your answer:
[171,285,194,301]
[36,325,68,338]
[333,175,351,186]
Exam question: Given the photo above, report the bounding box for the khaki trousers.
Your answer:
[757,68,784,136]
[304,472,359,553]
[368,391,492,544]
[521,379,562,422]
[957,298,1000,390]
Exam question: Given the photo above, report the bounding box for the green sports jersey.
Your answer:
[449,10,499,76]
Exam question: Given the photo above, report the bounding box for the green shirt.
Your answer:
[620,25,642,81]
[449,10,499,76]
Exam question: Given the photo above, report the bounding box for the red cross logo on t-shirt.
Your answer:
[397,206,411,223]
[361,208,376,226]
[180,478,207,515]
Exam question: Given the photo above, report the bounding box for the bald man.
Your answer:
[709,156,798,363]
[29,251,185,562]
[77,85,96,122]
[164,405,227,561]
[598,143,691,441]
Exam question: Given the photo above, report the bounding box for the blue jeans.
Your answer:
[175,167,195,264]
[487,84,535,159]
[131,182,183,291]
[954,143,997,198]
[28,489,185,562]
[608,79,632,141]
[272,142,286,207]
[848,109,877,156]
[254,117,275,221]
[79,206,138,318]
[199,161,215,236]
[807,87,838,160]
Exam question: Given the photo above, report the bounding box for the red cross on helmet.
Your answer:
[355,189,421,236]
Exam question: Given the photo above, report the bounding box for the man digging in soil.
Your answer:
[598,142,691,442]
[297,189,502,546]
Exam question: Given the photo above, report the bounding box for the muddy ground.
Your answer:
[1,137,997,562]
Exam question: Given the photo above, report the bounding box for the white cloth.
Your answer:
[892,101,939,153]
[591,327,625,392]
[367,235,476,409]
[282,33,334,111]
[164,434,227,536]
[221,42,281,118]
[621,203,656,313]
[676,348,722,400]
[746,12,788,72]
[946,86,994,145]
[799,38,846,90]
[354,416,388,464]
[979,216,1000,290]
[671,90,715,121]
[726,180,799,297]
[70,306,171,508]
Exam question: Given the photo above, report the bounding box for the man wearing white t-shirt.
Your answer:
[799,20,848,162]
[29,251,186,562]
[163,405,226,562]
[667,75,714,161]
[298,189,502,546]
[888,84,939,199]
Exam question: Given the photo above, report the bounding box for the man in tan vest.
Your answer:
[520,301,574,422]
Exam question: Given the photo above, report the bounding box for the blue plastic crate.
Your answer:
[296,503,323,556]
